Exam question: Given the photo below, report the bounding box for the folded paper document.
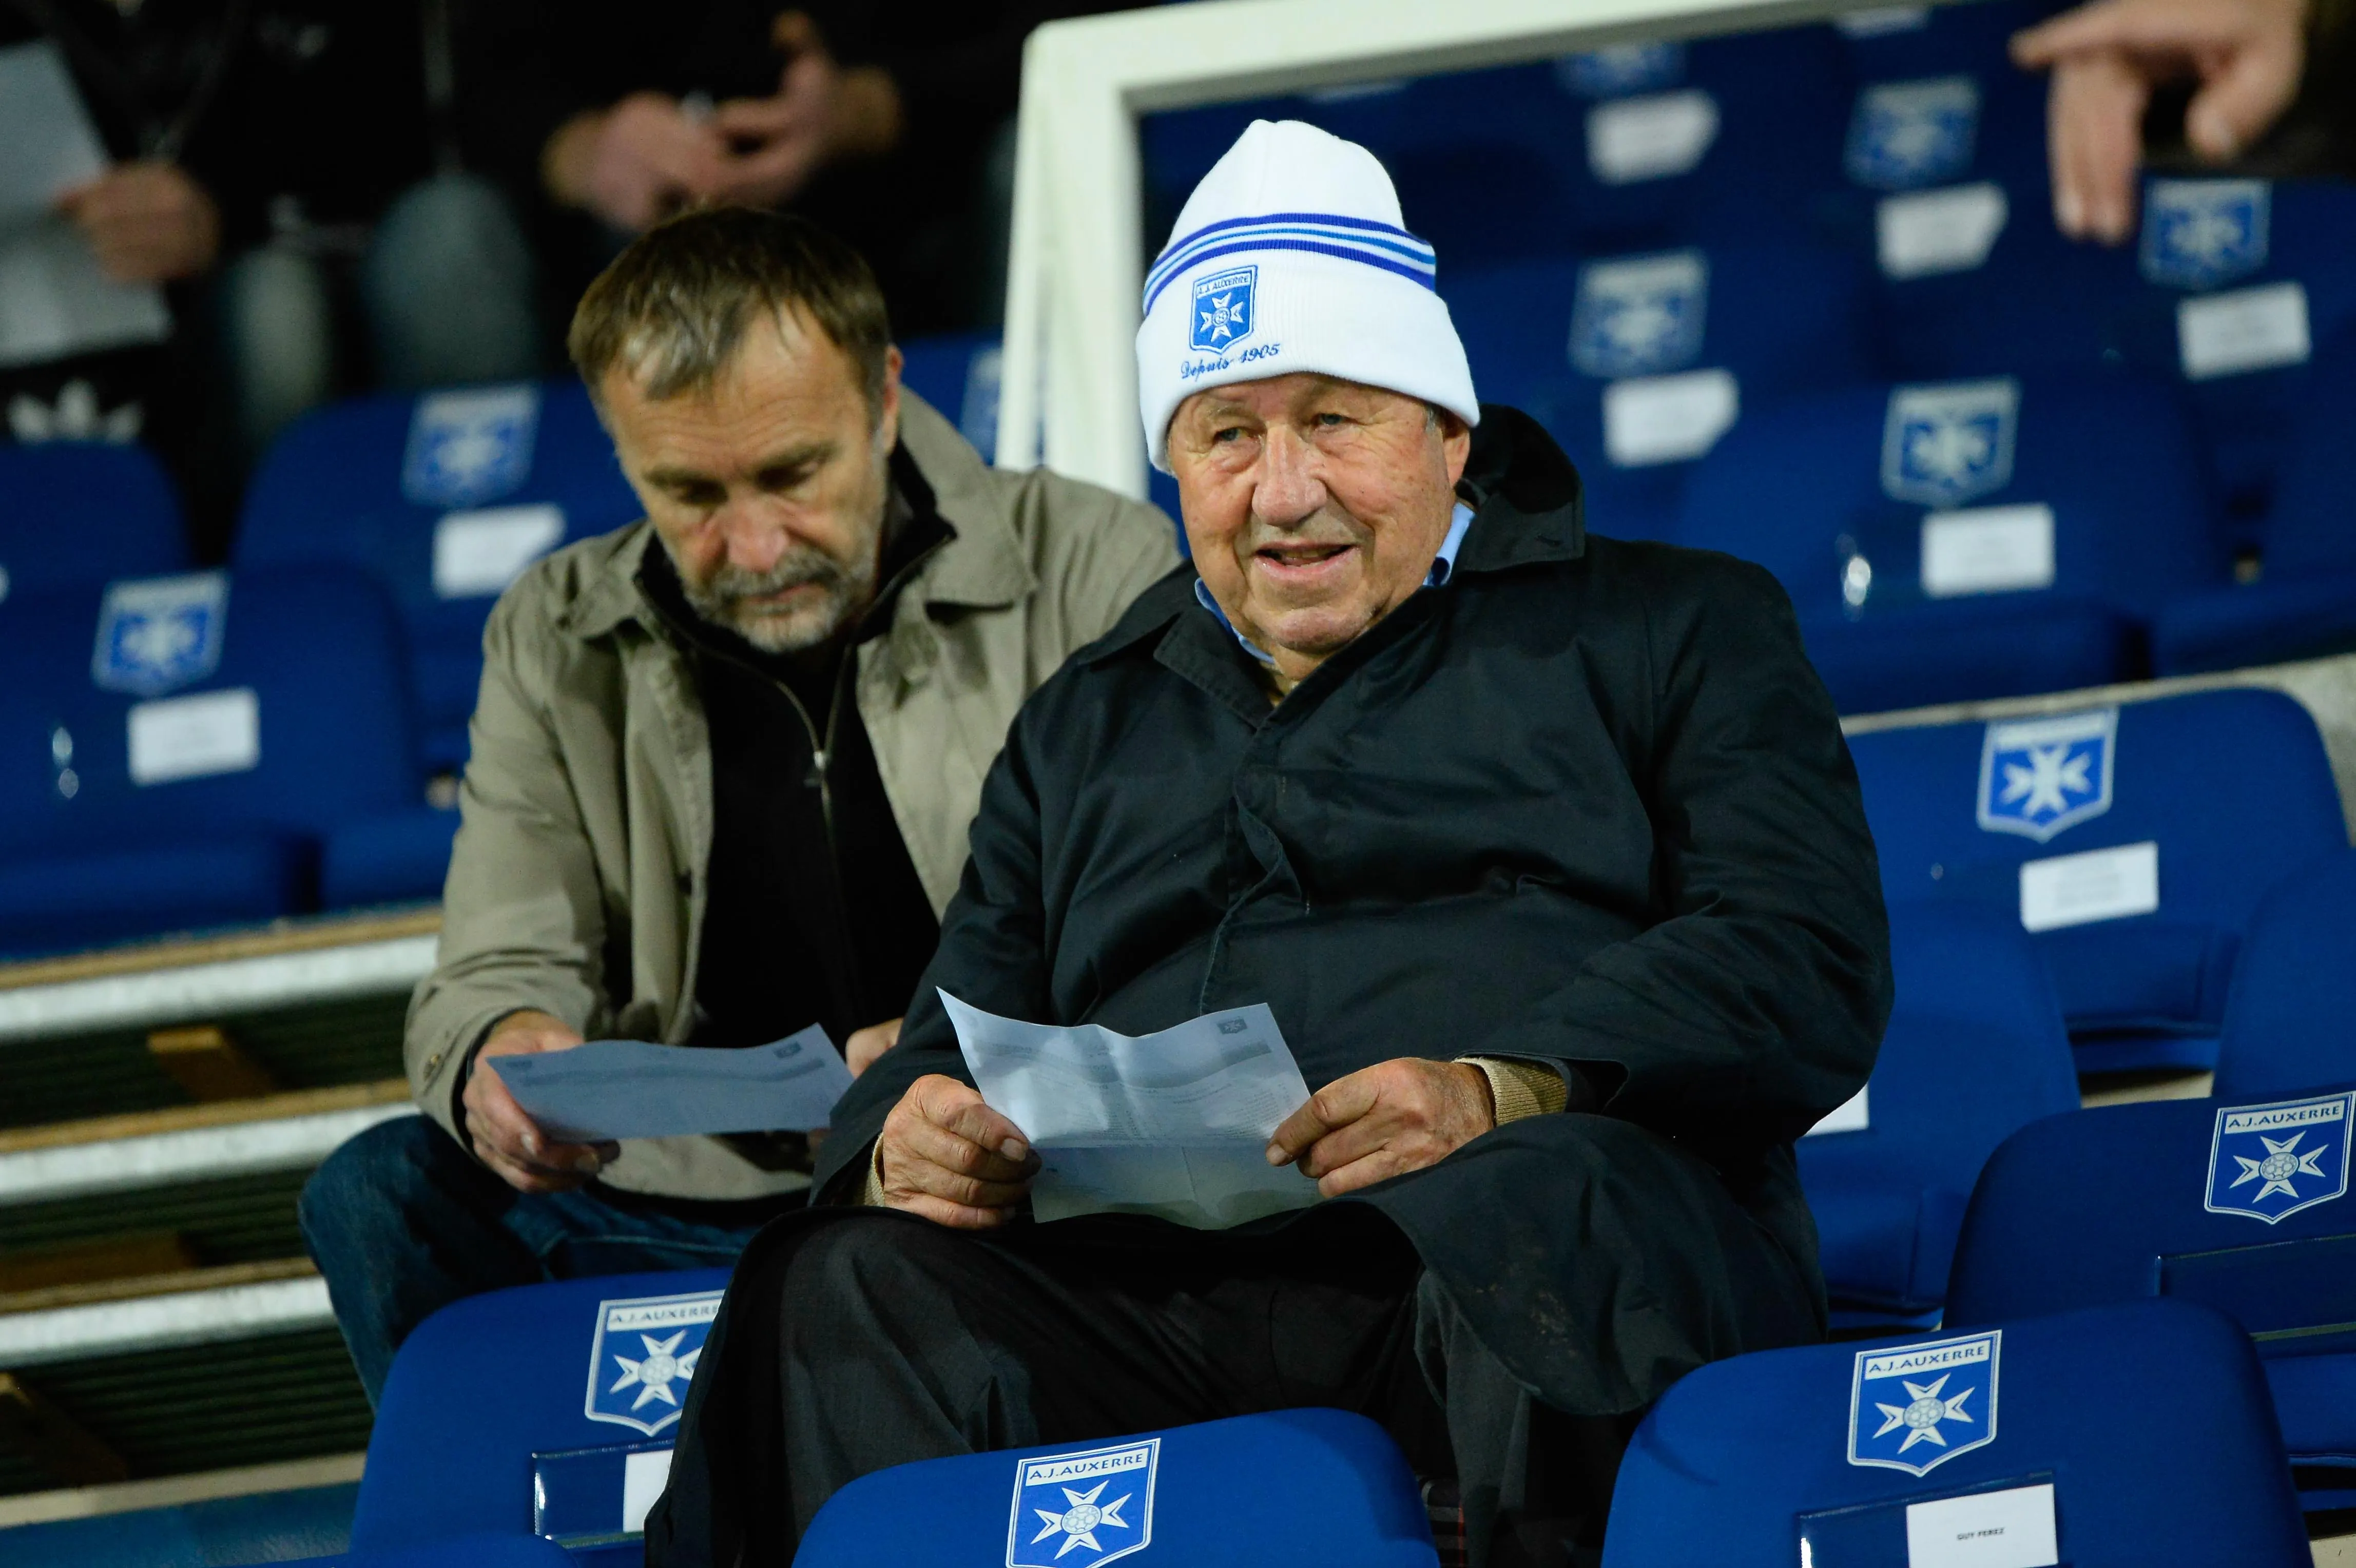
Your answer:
[496,1025,853,1143]
[940,991,1321,1228]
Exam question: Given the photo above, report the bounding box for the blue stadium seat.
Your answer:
[321,805,461,910]
[796,1408,1437,1568]
[0,566,437,955]
[1847,688,2345,1072]
[1602,1299,2311,1566]
[2154,319,2356,673]
[1443,236,1876,538]
[1824,1,2133,378]
[2111,176,2356,529]
[235,379,643,774]
[1945,1094,2356,1508]
[2212,849,2356,1103]
[1140,27,1851,266]
[1673,374,2220,713]
[896,333,1003,459]
[0,439,187,602]
[352,1268,730,1567]
[1798,905,2079,1326]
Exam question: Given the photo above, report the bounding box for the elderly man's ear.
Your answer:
[1435,407,1472,485]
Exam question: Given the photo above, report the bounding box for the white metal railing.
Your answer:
[0,934,438,1044]
[994,0,1922,497]
[0,1101,416,1207]
[0,1275,334,1368]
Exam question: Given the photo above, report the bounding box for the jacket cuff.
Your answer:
[422,1009,533,1160]
[1458,1056,1578,1123]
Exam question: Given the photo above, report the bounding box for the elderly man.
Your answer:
[649,124,1888,1567]
[299,207,1174,1401]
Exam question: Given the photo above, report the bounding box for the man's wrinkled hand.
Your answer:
[463,1010,619,1194]
[844,1017,901,1077]
[56,162,220,282]
[875,1073,1038,1228]
[1265,1058,1496,1197]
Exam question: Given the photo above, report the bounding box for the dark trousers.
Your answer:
[683,1207,1635,1568]
[298,1115,799,1403]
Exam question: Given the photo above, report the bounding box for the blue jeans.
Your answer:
[299,1116,800,1405]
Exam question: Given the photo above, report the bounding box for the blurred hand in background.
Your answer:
[2014,0,2309,243]
[703,11,903,210]
[543,90,730,231]
[55,161,222,283]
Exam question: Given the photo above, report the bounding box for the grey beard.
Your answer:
[681,550,876,654]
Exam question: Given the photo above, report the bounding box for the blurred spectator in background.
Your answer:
[2,0,542,554]
[457,2,1148,340]
[2014,0,2355,242]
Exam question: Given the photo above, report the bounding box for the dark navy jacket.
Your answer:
[652,405,1892,1564]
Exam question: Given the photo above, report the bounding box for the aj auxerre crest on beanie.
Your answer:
[1136,118,1479,473]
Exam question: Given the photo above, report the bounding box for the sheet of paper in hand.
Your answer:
[0,41,172,368]
[495,1025,852,1143]
[940,991,1322,1229]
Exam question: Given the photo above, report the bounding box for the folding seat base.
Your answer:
[321,808,462,911]
[1801,599,2129,717]
[2069,1031,2220,1076]
[2152,573,2356,677]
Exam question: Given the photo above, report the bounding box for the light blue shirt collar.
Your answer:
[1194,501,1475,664]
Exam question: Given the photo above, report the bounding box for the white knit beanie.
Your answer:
[1136,119,1480,473]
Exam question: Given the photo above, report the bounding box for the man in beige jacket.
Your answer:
[300,207,1175,1401]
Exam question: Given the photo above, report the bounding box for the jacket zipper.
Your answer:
[713,534,950,1019]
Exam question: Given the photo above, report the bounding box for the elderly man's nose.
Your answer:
[1253,429,1328,525]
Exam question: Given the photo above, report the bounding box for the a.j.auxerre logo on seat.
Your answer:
[1849,1330,2000,1476]
[403,383,540,509]
[1882,378,2018,508]
[1977,707,2116,843]
[584,1288,723,1436]
[1008,1438,1158,1567]
[2206,1093,2352,1225]
[92,571,228,698]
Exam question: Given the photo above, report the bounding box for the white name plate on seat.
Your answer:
[1905,1482,2058,1568]
[622,1448,673,1534]
[1587,90,1719,184]
[1603,367,1739,466]
[2019,841,2158,933]
[128,687,260,786]
[2178,281,2310,380]
[1807,1085,1870,1136]
[1878,183,2009,279]
[1837,5,1931,35]
[1921,504,2055,597]
[433,504,566,599]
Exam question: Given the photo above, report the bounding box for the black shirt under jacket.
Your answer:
[811,404,1894,1388]
[635,455,947,1057]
